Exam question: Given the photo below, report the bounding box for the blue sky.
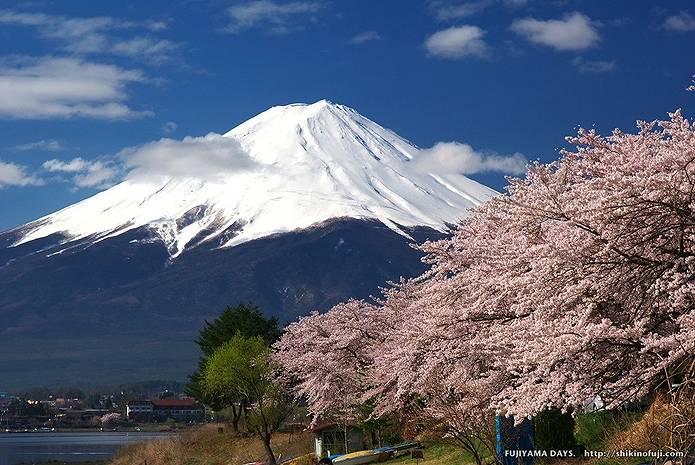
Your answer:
[0,0,693,231]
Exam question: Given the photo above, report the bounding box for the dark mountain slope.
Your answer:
[0,218,443,388]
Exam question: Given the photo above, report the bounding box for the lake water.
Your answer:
[0,432,173,465]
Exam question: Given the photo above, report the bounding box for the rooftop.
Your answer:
[151,399,197,407]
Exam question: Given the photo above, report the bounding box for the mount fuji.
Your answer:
[0,100,496,388]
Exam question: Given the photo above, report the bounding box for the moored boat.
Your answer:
[373,441,420,458]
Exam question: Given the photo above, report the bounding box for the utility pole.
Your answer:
[496,416,535,465]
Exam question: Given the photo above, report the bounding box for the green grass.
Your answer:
[575,410,643,451]
[109,424,313,465]
[575,411,615,450]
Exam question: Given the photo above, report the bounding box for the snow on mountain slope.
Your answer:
[11,100,498,257]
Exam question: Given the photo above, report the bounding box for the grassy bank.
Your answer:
[109,424,312,465]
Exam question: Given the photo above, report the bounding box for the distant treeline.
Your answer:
[11,380,187,401]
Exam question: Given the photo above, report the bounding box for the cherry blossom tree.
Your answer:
[100,412,122,425]
[274,299,387,423]
[275,108,695,455]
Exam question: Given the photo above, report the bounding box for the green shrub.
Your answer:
[574,411,613,449]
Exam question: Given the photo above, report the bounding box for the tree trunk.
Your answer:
[230,404,241,434]
[231,416,239,434]
[262,433,277,465]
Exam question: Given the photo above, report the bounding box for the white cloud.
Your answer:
[511,12,600,51]
[225,0,323,34]
[162,121,178,134]
[121,133,259,182]
[0,10,177,62]
[572,57,616,73]
[0,57,150,120]
[349,31,381,44]
[42,157,120,188]
[412,142,527,175]
[73,161,120,188]
[663,12,695,32]
[36,133,258,189]
[425,25,489,59]
[14,139,64,151]
[0,160,42,187]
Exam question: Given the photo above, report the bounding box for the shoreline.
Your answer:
[1,427,186,434]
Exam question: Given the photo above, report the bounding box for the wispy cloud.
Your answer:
[0,10,177,63]
[428,0,527,21]
[349,31,381,44]
[0,160,43,187]
[162,121,178,134]
[14,139,64,152]
[43,157,120,188]
[412,142,527,175]
[511,12,600,51]
[0,57,150,120]
[110,38,179,62]
[425,25,489,59]
[663,12,695,32]
[225,0,323,34]
[572,57,616,73]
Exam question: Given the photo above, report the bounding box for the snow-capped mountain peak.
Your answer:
[12,100,497,257]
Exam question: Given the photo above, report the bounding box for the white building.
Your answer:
[126,400,154,419]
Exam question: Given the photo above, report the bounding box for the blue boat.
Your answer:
[374,441,420,458]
